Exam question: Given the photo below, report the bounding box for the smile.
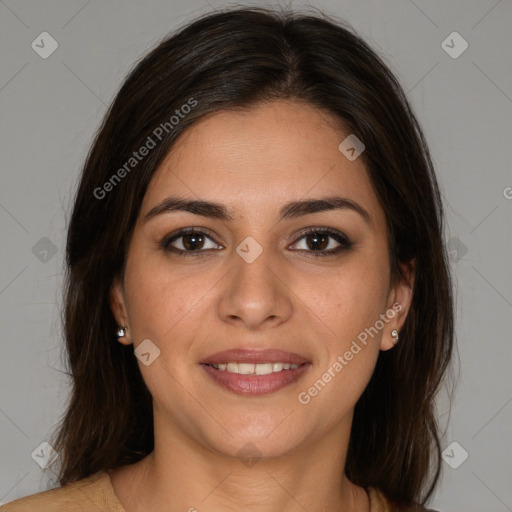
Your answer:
[200,348,311,396]
[208,362,300,374]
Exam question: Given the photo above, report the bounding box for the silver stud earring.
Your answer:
[116,326,127,338]
[391,329,399,344]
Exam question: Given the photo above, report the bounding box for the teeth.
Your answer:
[226,362,238,373]
[238,363,255,375]
[272,362,283,372]
[210,362,300,374]
[256,363,273,375]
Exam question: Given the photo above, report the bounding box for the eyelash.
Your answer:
[159,227,354,259]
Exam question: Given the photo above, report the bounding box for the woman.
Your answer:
[2,6,454,512]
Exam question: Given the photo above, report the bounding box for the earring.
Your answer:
[116,326,127,338]
[391,329,399,344]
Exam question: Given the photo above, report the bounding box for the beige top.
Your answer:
[0,471,397,511]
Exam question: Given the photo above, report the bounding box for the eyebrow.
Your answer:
[143,195,372,227]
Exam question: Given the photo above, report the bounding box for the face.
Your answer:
[110,99,414,460]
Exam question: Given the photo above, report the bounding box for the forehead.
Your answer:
[141,100,383,228]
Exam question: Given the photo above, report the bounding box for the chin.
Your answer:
[203,420,306,461]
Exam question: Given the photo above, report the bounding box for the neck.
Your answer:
[111,414,369,512]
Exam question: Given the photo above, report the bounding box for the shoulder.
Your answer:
[368,487,439,512]
[0,471,124,512]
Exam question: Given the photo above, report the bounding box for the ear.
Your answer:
[109,275,131,345]
[380,258,416,351]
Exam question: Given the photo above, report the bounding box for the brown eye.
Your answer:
[161,228,222,257]
[304,232,329,251]
[181,233,206,251]
[290,228,354,257]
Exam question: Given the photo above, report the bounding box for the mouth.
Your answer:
[207,361,301,374]
[200,348,311,396]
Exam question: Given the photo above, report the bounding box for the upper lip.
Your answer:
[201,348,310,365]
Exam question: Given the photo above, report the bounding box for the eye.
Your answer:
[160,227,353,258]
[289,227,353,257]
[160,228,221,257]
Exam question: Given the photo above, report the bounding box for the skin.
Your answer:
[109,99,415,512]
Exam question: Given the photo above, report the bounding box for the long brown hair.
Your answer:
[49,6,455,508]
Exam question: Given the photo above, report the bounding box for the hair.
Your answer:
[49,5,455,508]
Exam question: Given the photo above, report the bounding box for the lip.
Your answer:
[200,348,311,396]
[200,348,310,365]
[201,362,311,396]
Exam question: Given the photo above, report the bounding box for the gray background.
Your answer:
[1,1,511,511]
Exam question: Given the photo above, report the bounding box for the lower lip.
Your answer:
[201,363,312,396]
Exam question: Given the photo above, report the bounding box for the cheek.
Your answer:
[314,260,390,341]
[295,255,388,402]
[122,262,206,399]
[297,274,385,423]
[123,251,202,344]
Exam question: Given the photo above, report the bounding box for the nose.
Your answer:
[217,244,293,330]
